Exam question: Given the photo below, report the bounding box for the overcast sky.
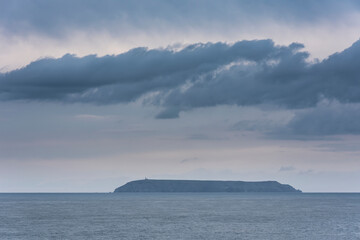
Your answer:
[1,0,360,192]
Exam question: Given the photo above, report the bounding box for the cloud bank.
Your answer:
[284,100,360,136]
[2,38,360,135]
[0,39,286,103]
[2,39,360,107]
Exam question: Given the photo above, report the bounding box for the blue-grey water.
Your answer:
[0,193,359,239]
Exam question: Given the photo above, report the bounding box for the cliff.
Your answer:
[114,179,301,193]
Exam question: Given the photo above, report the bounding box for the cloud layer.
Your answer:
[2,40,360,106]
[2,0,359,37]
[2,38,360,135]
[2,0,360,73]
[0,39,284,104]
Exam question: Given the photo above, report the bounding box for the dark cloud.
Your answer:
[1,0,359,38]
[159,39,360,116]
[2,38,360,138]
[0,39,277,103]
[282,100,360,136]
[232,100,360,138]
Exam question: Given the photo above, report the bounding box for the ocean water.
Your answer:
[0,193,359,240]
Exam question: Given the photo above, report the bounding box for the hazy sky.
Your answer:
[1,0,360,192]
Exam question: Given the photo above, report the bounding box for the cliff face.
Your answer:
[114,179,301,193]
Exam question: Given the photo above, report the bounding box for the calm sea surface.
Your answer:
[0,193,359,239]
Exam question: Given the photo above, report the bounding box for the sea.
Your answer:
[0,193,359,240]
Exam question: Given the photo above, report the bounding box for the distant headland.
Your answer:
[114,179,302,193]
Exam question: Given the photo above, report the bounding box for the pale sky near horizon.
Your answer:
[1,0,360,192]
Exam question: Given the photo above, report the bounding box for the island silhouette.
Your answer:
[114,179,301,192]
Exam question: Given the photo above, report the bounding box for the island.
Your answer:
[114,179,301,192]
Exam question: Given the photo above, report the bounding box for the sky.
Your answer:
[1,0,360,192]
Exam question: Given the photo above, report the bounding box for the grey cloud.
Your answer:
[234,100,360,138]
[159,39,360,115]
[282,100,360,136]
[2,38,360,138]
[156,107,181,119]
[0,39,276,103]
[160,50,311,113]
[254,99,360,138]
[1,0,359,38]
[180,157,199,164]
[279,166,296,172]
